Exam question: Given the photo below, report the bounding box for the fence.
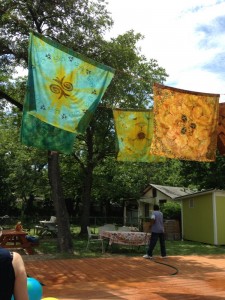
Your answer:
[0,215,140,230]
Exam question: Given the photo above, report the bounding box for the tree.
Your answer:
[149,159,184,187]
[68,31,168,234]
[178,154,225,190]
[0,98,50,216]
[0,0,114,252]
[0,0,113,67]
[0,0,168,245]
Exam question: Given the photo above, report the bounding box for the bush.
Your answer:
[161,201,181,220]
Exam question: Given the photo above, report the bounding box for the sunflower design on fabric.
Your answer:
[113,109,165,163]
[150,83,219,162]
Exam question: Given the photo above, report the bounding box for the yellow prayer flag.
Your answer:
[113,109,165,163]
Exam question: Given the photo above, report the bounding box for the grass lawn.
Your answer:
[36,234,225,259]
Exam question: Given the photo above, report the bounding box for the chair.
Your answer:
[100,224,116,231]
[36,216,58,237]
[86,226,104,253]
[117,226,131,232]
[117,226,139,232]
[50,216,57,223]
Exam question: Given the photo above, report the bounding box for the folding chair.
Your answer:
[86,226,104,253]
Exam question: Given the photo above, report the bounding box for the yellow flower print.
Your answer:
[151,83,219,161]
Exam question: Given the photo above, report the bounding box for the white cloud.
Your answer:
[105,0,225,99]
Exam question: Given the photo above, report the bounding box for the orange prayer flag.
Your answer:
[217,102,225,155]
[150,83,219,162]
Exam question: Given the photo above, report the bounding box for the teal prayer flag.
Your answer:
[21,110,76,154]
[21,32,115,153]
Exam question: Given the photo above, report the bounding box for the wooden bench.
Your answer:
[0,229,36,255]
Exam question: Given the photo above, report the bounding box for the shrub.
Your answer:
[161,201,181,220]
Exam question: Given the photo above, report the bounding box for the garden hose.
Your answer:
[150,259,179,276]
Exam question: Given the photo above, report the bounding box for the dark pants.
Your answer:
[147,232,166,257]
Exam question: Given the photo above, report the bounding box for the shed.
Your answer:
[138,183,194,220]
[176,189,225,245]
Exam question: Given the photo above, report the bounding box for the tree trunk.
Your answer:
[80,164,93,235]
[79,126,95,235]
[48,151,73,253]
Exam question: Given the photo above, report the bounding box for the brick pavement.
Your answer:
[24,255,225,299]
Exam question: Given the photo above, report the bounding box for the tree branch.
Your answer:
[0,89,23,111]
[72,153,86,172]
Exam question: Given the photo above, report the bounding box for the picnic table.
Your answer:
[0,229,35,255]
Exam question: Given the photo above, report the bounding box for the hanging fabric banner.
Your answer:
[113,108,165,162]
[21,32,114,153]
[217,102,225,155]
[21,110,76,154]
[26,32,114,133]
[150,83,219,162]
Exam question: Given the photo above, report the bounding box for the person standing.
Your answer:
[143,204,166,259]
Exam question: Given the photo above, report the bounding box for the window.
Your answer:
[159,199,167,205]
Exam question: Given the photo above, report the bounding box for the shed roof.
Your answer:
[145,184,197,199]
[175,188,216,200]
[152,184,196,199]
[142,184,222,201]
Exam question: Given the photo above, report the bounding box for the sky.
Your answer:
[105,0,225,101]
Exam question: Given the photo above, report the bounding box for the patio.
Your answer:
[24,254,225,299]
